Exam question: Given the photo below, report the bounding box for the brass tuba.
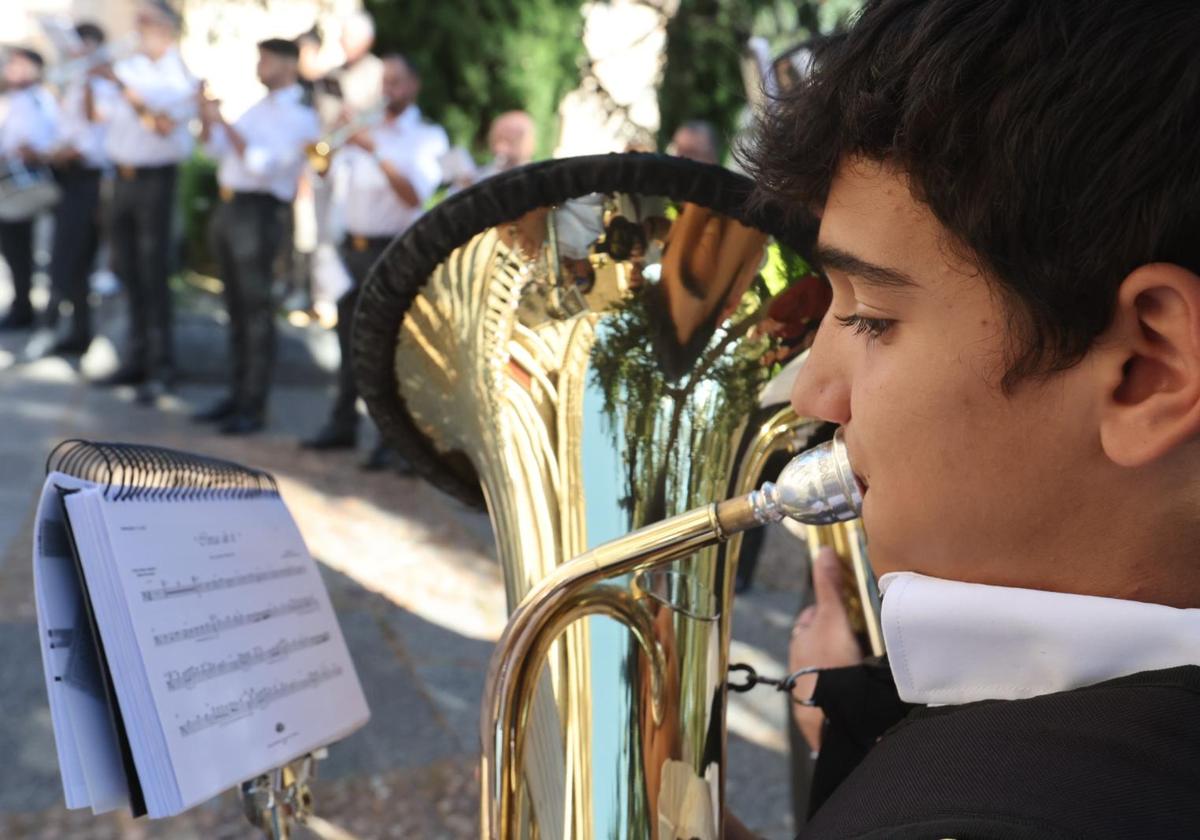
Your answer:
[353,155,879,838]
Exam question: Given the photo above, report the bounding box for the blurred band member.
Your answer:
[0,48,58,330]
[303,13,383,317]
[92,1,195,398]
[331,11,383,119]
[448,109,536,190]
[45,22,117,354]
[302,54,447,469]
[668,119,720,165]
[194,39,319,434]
[486,110,536,172]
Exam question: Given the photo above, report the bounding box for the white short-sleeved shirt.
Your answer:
[105,48,196,166]
[207,84,319,203]
[334,105,448,238]
[57,78,121,168]
[0,85,60,157]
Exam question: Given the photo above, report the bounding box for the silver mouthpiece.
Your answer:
[747,428,862,525]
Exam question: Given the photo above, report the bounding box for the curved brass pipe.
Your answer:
[482,504,730,839]
[482,432,862,839]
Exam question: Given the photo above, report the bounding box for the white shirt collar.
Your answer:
[383,104,421,132]
[267,84,304,106]
[880,571,1200,706]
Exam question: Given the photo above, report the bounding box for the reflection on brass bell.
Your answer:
[592,215,647,261]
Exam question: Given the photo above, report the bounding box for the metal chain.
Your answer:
[727,662,821,706]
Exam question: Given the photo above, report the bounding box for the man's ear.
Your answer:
[1100,263,1200,466]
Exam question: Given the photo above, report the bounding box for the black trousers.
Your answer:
[110,165,177,376]
[209,193,287,419]
[329,236,390,432]
[49,166,102,342]
[0,217,34,320]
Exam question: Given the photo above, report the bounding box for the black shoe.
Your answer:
[0,309,35,331]
[135,377,174,406]
[94,366,148,387]
[193,397,238,423]
[360,443,392,471]
[360,443,415,475]
[49,336,91,357]
[219,413,265,436]
[301,425,357,450]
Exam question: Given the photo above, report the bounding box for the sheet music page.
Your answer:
[33,474,130,814]
[92,493,369,810]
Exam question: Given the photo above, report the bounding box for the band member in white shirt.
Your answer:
[90,1,195,397]
[44,22,118,355]
[302,53,447,468]
[0,48,59,330]
[445,110,536,192]
[193,38,319,434]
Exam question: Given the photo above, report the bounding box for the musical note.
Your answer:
[164,633,331,691]
[151,596,319,647]
[140,564,306,602]
[177,664,344,737]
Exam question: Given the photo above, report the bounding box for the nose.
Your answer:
[791,315,852,425]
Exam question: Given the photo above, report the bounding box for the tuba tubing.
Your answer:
[482,431,862,839]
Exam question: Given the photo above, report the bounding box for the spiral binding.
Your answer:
[45,440,279,502]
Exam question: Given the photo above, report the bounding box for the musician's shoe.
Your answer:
[301,424,357,450]
[94,366,148,387]
[218,413,266,436]
[48,336,91,357]
[135,377,174,406]
[0,309,34,331]
[360,443,415,475]
[192,397,238,424]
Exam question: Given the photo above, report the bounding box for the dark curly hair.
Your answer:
[741,0,1200,387]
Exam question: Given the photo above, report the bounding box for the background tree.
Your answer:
[366,0,586,158]
[657,0,863,161]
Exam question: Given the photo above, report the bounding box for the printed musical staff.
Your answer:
[164,633,331,691]
[177,664,344,737]
[152,596,318,647]
[140,564,306,602]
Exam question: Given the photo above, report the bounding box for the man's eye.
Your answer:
[834,313,894,340]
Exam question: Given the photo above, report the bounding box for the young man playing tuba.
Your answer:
[732,0,1200,836]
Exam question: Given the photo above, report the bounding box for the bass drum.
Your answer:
[352,154,874,839]
[0,158,61,221]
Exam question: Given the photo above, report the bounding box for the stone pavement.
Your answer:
[0,279,809,839]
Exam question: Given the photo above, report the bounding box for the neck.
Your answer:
[387,101,409,118]
[959,470,1200,609]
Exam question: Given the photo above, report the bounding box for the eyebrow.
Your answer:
[814,244,920,291]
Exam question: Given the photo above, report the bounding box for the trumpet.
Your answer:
[305,104,386,175]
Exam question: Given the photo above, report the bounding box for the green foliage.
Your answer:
[177,149,219,277]
[365,0,586,159]
[657,0,863,161]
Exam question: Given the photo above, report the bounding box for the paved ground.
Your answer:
[0,275,810,839]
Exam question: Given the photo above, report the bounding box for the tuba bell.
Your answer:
[353,154,880,838]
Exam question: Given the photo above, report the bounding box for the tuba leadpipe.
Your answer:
[482,430,862,839]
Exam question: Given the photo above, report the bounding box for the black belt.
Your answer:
[53,164,104,180]
[218,187,285,207]
[344,234,393,253]
[115,163,176,181]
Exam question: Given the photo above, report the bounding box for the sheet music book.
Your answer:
[32,441,370,819]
